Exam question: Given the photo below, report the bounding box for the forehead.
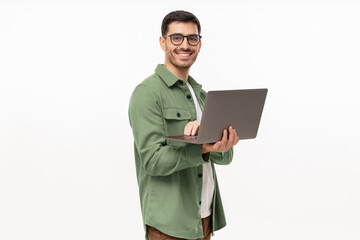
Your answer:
[167,21,199,35]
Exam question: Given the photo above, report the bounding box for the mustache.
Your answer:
[175,49,194,53]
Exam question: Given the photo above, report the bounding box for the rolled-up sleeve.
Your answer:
[210,147,233,165]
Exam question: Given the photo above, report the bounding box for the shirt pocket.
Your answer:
[163,108,191,145]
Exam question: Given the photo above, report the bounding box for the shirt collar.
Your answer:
[187,75,202,89]
[155,64,202,89]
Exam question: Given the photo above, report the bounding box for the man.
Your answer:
[129,10,239,240]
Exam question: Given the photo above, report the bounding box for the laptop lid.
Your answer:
[164,88,268,144]
[196,88,268,144]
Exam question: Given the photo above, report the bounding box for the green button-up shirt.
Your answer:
[128,64,233,239]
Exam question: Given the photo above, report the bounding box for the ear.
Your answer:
[159,36,166,51]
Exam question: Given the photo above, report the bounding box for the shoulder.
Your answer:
[140,73,167,90]
[136,72,168,93]
[129,73,165,108]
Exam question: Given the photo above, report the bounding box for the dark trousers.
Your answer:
[147,215,212,240]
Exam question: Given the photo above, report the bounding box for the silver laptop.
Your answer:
[164,88,268,144]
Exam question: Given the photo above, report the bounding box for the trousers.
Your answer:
[147,215,212,240]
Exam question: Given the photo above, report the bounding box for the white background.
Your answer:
[1,0,359,239]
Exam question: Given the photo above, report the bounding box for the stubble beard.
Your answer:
[168,55,196,69]
[165,44,198,69]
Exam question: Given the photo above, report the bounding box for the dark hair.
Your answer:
[161,10,201,36]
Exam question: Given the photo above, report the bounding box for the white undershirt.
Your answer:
[187,82,214,218]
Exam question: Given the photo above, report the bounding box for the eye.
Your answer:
[189,36,197,41]
[188,35,199,43]
[172,35,183,41]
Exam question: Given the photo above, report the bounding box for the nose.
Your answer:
[179,36,191,49]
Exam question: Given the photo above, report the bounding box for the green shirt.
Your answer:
[128,64,233,239]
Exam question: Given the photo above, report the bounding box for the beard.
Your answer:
[168,55,197,69]
[165,44,198,69]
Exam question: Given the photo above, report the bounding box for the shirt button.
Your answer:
[199,201,202,205]
[198,173,202,178]
[187,95,191,99]
[177,112,181,117]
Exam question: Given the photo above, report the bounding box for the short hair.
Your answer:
[161,10,201,36]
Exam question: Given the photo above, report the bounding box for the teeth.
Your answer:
[179,54,190,56]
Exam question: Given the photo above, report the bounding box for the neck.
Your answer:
[164,63,190,82]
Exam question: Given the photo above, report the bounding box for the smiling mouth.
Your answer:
[176,52,193,57]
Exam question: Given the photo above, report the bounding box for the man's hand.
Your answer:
[202,126,239,154]
[184,120,200,136]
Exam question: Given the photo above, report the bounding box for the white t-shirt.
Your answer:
[187,82,214,218]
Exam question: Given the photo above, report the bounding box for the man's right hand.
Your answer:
[201,126,239,154]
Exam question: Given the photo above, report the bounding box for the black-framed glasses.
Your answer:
[164,34,202,46]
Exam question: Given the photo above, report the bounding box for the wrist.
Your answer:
[202,152,210,162]
[201,144,209,154]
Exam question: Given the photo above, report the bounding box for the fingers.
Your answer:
[220,126,239,151]
[215,129,228,151]
[191,124,199,136]
[184,124,192,135]
[234,128,240,145]
[226,126,235,149]
[228,126,239,147]
[221,128,227,142]
[205,127,240,153]
[184,121,200,136]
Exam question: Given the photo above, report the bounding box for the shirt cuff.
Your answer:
[202,152,210,162]
[185,144,207,166]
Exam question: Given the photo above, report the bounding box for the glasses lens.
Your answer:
[188,35,199,45]
[170,34,184,45]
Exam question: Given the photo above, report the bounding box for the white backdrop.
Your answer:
[1,1,359,239]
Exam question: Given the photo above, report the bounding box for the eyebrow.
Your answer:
[170,33,198,36]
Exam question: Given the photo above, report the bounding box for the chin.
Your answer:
[175,60,195,69]
[176,63,193,68]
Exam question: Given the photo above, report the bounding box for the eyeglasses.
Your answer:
[164,34,202,46]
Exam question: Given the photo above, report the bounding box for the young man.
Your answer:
[129,10,239,240]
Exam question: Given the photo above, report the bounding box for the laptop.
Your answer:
[164,88,268,144]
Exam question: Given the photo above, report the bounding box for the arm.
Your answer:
[209,147,233,165]
[129,84,206,176]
